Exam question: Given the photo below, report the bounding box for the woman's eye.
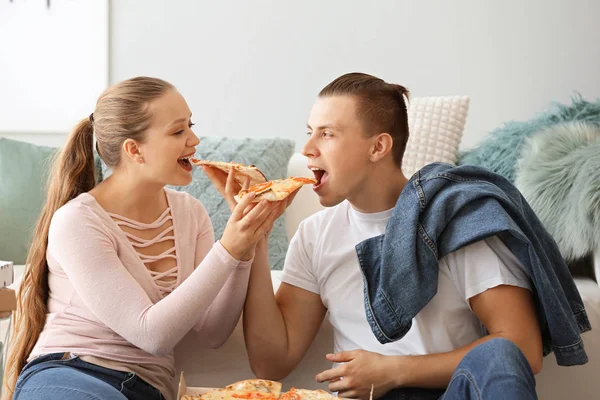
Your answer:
[175,123,195,135]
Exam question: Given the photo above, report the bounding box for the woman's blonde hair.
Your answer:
[3,77,174,398]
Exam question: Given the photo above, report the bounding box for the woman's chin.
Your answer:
[166,173,194,187]
[174,177,193,187]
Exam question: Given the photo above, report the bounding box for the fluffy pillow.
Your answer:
[515,121,600,264]
[170,137,295,270]
[458,94,600,182]
[402,96,470,177]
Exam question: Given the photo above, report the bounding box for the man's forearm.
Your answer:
[243,241,294,379]
[392,334,511,389]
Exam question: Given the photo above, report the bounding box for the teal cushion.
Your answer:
[171,137,296,270]
[103,137,296,270]
[457,94,600,182]
[0,138,103,264]
[0,138,57,264]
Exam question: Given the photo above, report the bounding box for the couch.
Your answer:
[173,153,600,400]
[3,152,599,399]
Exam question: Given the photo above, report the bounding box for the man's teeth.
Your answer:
[310,167,324,171]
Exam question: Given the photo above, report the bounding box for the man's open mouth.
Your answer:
[310,167,327,186]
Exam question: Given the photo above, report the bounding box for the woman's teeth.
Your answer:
[178,155,193,168]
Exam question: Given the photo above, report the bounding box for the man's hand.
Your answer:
[315,350,403,400]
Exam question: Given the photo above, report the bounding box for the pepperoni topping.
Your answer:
[249,181,273,193]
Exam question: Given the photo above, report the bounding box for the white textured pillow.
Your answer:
[402,96,470,177]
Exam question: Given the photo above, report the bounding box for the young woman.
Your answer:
[3,77,284,400]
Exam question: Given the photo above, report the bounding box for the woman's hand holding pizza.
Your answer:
[219,189,280,261]
[202,165,246,212]
[202,162,309,259]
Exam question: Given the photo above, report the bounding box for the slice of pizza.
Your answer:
[194,391,233,400]
[279,388,336,400]
[192,390,277,400]
[224,379,282,398]
[236,177,317,203]
[192,159,268,187]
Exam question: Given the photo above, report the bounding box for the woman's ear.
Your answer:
[123,139,144,164]
[370,133,393,162]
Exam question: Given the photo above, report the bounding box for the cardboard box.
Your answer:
[176,373,358,400]
[0,287,16,313]
[177,372,215,399]
[0,260,14,288]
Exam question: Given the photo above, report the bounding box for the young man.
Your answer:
[232,73,588,400]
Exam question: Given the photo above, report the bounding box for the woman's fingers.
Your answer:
[224,168,240,197]
[202,166,228,195]
[256,205,282,236]
[231,191,258,221]
[242,175,251,191]
[245,201,284,237]
[240,199,272,223]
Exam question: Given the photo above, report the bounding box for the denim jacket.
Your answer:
[355,163,591,366]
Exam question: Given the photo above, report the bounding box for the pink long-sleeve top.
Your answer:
[29,189,252,400]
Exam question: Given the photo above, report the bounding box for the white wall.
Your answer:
[3,0,599,149]
[0,0,108,147]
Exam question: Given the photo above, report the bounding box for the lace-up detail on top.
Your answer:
[109,207,178,297]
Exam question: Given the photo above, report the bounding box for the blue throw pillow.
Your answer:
[171,137,295,270]
[457,94,600,182]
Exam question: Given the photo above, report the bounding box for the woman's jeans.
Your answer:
[14,352,165,400]
[381,338,538,400]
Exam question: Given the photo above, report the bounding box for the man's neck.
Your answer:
[349,165,409,214]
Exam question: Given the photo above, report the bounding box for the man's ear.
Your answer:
[370,133,394,162]
[122,139,143,163]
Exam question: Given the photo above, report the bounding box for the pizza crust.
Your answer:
[236,177,317,203]
[192,159,268,187]
[225,379,282,397]
[280,388,336,400]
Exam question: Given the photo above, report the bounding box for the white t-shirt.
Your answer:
[281,200,531,359]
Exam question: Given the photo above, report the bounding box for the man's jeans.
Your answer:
[381,338,538,400]
[14,352,165,400]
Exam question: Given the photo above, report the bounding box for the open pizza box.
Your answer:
[176,372,362,400]
[177,372,215,398]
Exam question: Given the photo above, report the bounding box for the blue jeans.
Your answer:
[381,338,538,400]
[14,353,165,400]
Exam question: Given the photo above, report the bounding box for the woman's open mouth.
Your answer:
[178,155,193,172]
